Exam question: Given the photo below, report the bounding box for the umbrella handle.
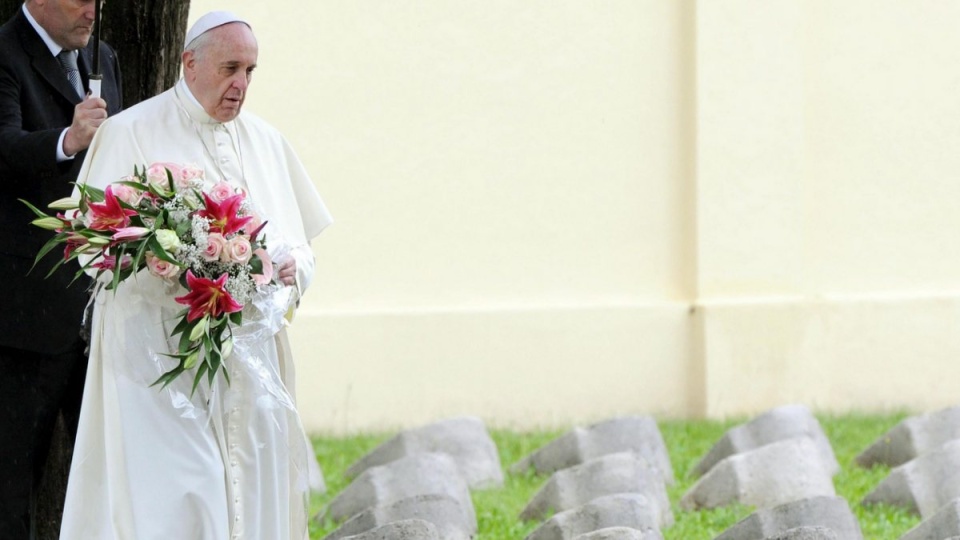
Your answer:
[88,75,102,99]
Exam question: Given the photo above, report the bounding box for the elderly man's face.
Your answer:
[183,23,258,122]
[30,0,98,50]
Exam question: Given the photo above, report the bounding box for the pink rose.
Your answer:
[146,162,179,192]
[222,235,253,264]
[208,181,237,203]
[177,164,204,188]
[202,233,227,262]
[111,183,144,206]
[251,248,274,286]
[145,253,181,279]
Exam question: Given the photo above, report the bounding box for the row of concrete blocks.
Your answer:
[315,404,847,539]
[514,415,676,540]
[674,402,960,539]
[317,417,502,540]
[312,403,960,539]
[856,405,960,538]
[516,404,853,540]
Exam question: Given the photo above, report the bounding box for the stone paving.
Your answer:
[314,406,960,539]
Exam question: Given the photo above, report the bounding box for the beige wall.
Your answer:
[188,1,960,433]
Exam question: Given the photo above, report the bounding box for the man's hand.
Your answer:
[62,95,108,156]
[277,257,297,287]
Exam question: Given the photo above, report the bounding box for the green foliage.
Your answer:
[309,412,923,539]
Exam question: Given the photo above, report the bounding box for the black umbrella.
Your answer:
[88,0,102,98]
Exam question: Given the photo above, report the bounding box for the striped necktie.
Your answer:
[56,50,84,98]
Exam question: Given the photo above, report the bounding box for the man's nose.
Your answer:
[233,74,249,91]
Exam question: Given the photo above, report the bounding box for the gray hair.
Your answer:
[183,29,215,59]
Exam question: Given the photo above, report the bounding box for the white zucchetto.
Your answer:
[184,11,251,49]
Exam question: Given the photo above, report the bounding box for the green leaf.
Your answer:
[18,198,52,219]
[150,365,184,389]
[146,235,179,265]
[170,314,192,338]
[31,233,69,273]
[191,361,209,396]
[42,257,68,279]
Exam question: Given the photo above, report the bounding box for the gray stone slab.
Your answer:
[857,405,960,469]
[525,494,660,540]
[681,438,836,511]
[900,498,960,540]
[323,494,475,540]
[768,527,840,540]
[714,496,862,540]
[574,527,664,540]
[320,453,475,527]
[345,416,503,489]
[692,404,839,479]
[339,519,440,540]
[863,439,960,518]
[519,452,672,527]
[510,416,674,484]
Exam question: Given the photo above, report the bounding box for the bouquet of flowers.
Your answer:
[22,163,276,393]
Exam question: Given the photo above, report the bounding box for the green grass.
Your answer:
[309,412,922,539]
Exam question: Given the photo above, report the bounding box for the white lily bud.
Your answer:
[48,197,80,210]
[31,217,63,230]
[189,316,209,342]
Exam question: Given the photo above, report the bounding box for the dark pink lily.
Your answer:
[174,271,243,322]
[86,185,138,231]
[197,193,252,236]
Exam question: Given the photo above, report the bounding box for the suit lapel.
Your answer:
[14,10,82,105]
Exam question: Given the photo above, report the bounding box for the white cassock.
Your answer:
[60,80,332,540]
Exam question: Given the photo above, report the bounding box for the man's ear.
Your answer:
[182,51,195,77]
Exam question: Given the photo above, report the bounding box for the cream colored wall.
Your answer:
[187,1,960,433]
[695,0,960,417]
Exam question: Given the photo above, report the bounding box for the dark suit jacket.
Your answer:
[0,8,122,355]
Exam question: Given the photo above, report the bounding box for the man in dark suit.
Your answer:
[0,0,122,537]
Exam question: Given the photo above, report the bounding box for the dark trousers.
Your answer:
[0,341,86,540]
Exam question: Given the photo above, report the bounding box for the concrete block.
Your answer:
[320,453,475,526]
[345,416,503,489]
[323,494,475,540]
[768,527,839,540]
[510,416,674,484]
[574,527,664,540]
[898,498,960,540]
[339,519,440,540]
[519,452,671,527]
[692,404,839,479]
[681,438,836,511]
[525,494,660,540]
[714,496,862,540]
[863,439,960,518]
[857,405,960,469]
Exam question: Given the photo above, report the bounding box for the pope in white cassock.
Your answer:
[59,11,332,540]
